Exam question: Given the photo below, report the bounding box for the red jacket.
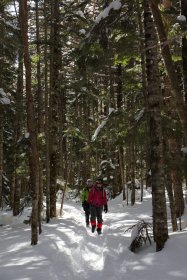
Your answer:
[87,185,107,207]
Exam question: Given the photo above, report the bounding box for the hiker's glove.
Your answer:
[104,205,108,213]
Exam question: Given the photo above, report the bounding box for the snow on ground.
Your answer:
[0,190,187,280]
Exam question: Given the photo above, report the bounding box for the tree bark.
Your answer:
[49,0,61,217]
[149,0,187,144]
[145,0,168,251]
[35,0,44,133]
[165,173,178,231]
[131,142,136,206]
[44,0,50,223]
[116,63,125,195]
[163,76,185,220]
[181,0,187,101]
[20,0,40,245]
[13,3,24,216]
[0,108,3,208]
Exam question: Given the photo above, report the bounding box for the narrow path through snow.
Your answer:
[1,193,187,280]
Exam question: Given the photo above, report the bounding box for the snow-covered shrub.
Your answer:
[19,196,32,215]
[126,178,141,190]
[125,220,153,252]
[65,189,80,201]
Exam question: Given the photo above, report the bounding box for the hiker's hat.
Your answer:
[96,177,103,183]
[86,178,93,186]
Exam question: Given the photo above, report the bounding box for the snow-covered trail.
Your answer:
[1,193,187,280]
[39,201,131,280]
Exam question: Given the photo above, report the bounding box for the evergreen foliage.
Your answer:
[125,220,153,252]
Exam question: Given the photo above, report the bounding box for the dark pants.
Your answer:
[85,209,90,225]
[83,201,90,225]
[90,204,103,229]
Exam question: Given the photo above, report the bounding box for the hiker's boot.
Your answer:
[97,228,102,235]
[91,225,96,233]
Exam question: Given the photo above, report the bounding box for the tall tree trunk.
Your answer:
[0,107,3,208]
[82,94,91,181]
[181,0,187,101]
[145,1,168,251]
[149,0,187,144]
[166,114,185,218]
[43,0,50,223]
[119,146,126,200]
[35,0,43,234]
[171,169,184,218]
[0,6,5,209]
[59,84,67,181]
[163,76,185,220]
[13,4,24,216]
[165,173,178,232]
[131,142,136,206]
[138,0,147,202]
[49,0,61,217]
[116,63,125,195]
[140,149,144,202]
[60,142,72,216]
[125,147,131,205]
[20,0,40,245]
[35,0,44,133]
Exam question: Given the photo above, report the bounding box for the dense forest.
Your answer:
[0,0,187,251]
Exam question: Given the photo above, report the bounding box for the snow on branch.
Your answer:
[100,160,115,170]
[134,108,145,122]
[95,0,122,24]
[92,119,107,142]
[75,10,86,19]
[177,15,186,22]
[125,220,153,253]
[0,18,20,31]
[81,0,130,46]
[92,108,116,141]
[0,88,11,105]
[181,147,187,154]
[126,107,145,135]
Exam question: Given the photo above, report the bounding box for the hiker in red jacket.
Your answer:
[87,177,108,235]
